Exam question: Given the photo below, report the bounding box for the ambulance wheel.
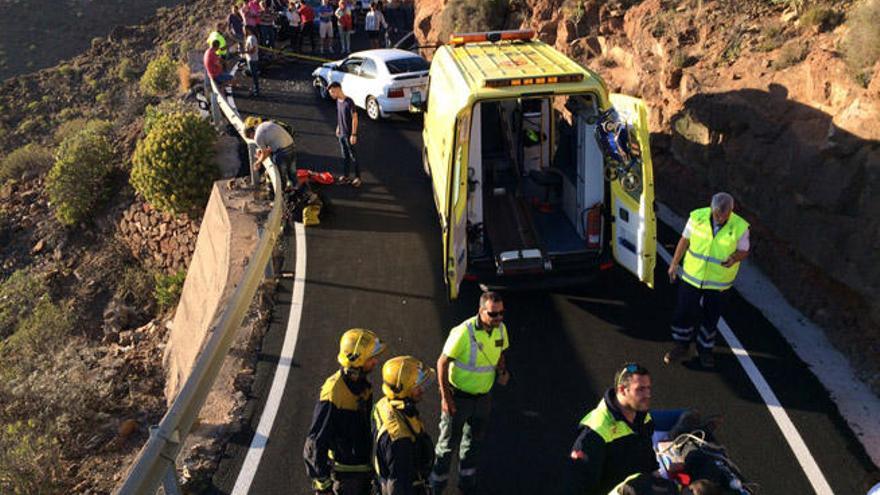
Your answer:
[603,164,619,182]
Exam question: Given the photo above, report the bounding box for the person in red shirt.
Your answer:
[336,1,353,54]
[297,1,317,52]
[204,40,233,87]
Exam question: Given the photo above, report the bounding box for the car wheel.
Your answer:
[314,77,329,100]
[366,96,382,120]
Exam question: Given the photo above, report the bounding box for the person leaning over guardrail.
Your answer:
[304,329,387,495]
[245,116,296,190]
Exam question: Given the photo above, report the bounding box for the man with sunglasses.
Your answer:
[429,292,510,495]
[570,363,657,495]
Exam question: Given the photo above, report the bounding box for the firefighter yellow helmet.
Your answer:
[337,328,386,369]
[382,356,436,400]
[244,116,263,134]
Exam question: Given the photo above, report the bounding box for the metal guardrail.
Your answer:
[115,75,285,495]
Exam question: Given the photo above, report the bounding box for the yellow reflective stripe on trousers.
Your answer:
[328,450,371,473]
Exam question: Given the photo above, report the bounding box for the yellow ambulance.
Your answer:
[412,30,656,299]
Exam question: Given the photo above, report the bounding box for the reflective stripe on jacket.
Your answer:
[447,317,507,395]
[681,207,749,291]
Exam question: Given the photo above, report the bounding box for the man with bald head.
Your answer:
[664,192,750,368]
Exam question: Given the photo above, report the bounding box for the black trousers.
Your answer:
[670,282,729,351]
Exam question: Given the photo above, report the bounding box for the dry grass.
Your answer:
[774,42,811,69]
[842,0,880,86]
[0,143,52,184]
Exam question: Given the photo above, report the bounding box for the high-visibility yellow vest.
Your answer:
[681,207,749,291]
[580,400,652,444]
[448,317,507,395]
[207,31,228,56]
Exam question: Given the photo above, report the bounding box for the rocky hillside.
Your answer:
[415,0,880,392]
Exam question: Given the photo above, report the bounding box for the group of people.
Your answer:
[303,292,510,495]
[300,193,754,495]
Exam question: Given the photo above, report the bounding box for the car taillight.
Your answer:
[387,88,405,98]
[585,204,602,249]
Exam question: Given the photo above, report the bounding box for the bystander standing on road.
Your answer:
[258,0,277,49]
[317,0,335,54]
[286,0,302,50]
[384,0,410,45]
[664,192,750,369]
[304,329,387,495]
[569,363,658,495]
[298,1,317,52]
[429,292,511,495]
[242,0,261,42]
[373,356,436,495]
[228,4,245,53]
[364,2,387,49]
[204,39,233,89]
[246,117,296,190]
[243,26,260,96]
[335,1,354,55]
[328,82,361,187]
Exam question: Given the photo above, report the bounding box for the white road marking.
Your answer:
[657,244,834,495]
[232,221,307,495]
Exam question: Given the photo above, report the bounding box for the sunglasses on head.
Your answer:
[486,310,504,318]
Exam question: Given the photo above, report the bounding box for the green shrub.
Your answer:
[116,265,156,311]
[0,270,47,340]
[139,54,180,97]
[843,0,880,86]
[0,420,63,495]
[130,112,218,214]
[117,57,140,82]
[143,100,191,135]
[720,32,743,64]
[1,299,72,361]
[801,4,843,30]
[154,269,187,312]
[46,122,116,225]
[775,42,810,69]
[0,144,52,184]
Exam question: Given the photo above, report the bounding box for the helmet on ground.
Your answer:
[338,328,386,369]
[382,356,435,400]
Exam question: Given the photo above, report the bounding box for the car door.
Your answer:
[356,58,380,107]
[607,93,657,288]
[336,57,363,95]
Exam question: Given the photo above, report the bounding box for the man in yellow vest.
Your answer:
[665,192,750,369]
[373,356,436,495]
[570,363,657,494]
[304,328,386,494]
[429,292,510,495]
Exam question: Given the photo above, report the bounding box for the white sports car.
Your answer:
[312,49,430,120]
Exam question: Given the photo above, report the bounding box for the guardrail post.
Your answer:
[146,425,183,495]
[208,85,222,129]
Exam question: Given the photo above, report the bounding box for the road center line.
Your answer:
[232,221,307,495]
[656,244,834,495]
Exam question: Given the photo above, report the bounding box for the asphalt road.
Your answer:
[211,35,879,495]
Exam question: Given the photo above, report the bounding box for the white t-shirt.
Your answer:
[286,8,301,26]
[682,218,750,251]
[245,34,259,62]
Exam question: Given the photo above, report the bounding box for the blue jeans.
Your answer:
[213,72,234,85]
[259,25,275,48]
[247,60,260,93]
[272,146,296,187]
[338,135,359,178]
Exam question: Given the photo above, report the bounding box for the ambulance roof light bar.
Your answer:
[449,29,535,46]
[484,73,584,88]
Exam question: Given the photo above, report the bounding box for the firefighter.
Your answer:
[373,356,436,495]
[570,363,657,495]
[664,192,750,368]
[304,328,386,494]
